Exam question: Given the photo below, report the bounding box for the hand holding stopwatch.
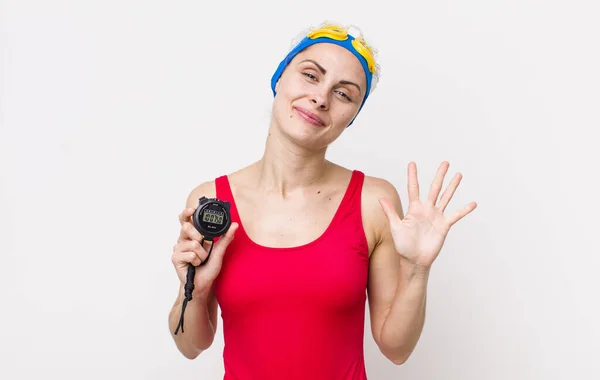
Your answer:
[174,197,232,335]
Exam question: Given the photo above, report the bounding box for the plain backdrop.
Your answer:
[1,1,599,379]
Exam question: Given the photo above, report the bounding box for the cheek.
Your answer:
[276,85,298,106]
[273,96,288,117]
[337,106,356,122]
[272,93,296,124]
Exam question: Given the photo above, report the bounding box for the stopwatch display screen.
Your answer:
[202,209,224,225]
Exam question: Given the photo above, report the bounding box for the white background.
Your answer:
[1,1,599,379]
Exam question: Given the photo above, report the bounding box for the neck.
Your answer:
[252,124,331,197]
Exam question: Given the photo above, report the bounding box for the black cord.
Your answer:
[174,238,214,335]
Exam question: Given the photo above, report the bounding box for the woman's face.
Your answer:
[271,42,367,150]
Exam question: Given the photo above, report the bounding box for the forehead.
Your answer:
[294,43,365,78]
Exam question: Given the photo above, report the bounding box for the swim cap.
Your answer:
[270,22,380,127]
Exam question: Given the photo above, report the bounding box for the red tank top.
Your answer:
[213,170,370,380]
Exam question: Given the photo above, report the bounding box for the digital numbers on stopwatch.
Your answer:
[202,209,224,225]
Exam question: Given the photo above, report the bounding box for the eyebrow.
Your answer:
[300,59,362,95]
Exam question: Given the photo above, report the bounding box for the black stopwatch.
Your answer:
[174,196,232,335]
[192,196,232,242]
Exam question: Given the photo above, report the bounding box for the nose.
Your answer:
[310,91,329,110]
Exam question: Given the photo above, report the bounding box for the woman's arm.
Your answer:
[369,233,429,365]
[364,177,427,365]
[168,181,221,359]
[168,285,219,359]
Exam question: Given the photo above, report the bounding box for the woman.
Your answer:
[168,22,477,379]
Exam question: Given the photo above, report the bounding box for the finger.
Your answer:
[446,201,478,226]
[210,223,239,262]
[172,250,202,267]
[178,208,197,242]
[407,162,420,202]
[427,161,449,206]
[216,222,239,249]
[179,208,196,225]
[438,173,463,212]
[177,240,210,259]
[180,221,205,242]
[182,251,203,267]
[378,199,401,225]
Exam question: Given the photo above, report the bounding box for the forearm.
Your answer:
[168,285,215,359]
[379,259,430,364]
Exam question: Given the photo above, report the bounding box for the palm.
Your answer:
[381,161,477,268]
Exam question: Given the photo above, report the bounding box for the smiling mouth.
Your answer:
[293,107,325,126]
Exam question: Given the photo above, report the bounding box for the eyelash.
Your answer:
[302,72,352,102]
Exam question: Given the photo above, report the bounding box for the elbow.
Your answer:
[378,330,418,365]
[182,352,197,360]
[390,354,409,365]
[180,347,203,360]
[379,343,412,366]
[183,353,199,360]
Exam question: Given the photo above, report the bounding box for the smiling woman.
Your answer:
[271,43,367,146]
[271,23,380,127]
[168,21,477,380]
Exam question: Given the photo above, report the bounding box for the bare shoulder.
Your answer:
[362,175,401,203]
[360,174,405,252]
[185,180,217,209]
[183,163,255,209]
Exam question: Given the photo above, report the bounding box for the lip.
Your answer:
[293,106,325,126]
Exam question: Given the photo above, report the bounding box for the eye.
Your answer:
[303,72,318,81]
[335,90,352,102]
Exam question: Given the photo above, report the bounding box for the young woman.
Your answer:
[168,22,477,379]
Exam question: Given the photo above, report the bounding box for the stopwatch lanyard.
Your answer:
[174,237,215,335]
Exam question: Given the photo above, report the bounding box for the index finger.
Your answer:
[179,207,196,225]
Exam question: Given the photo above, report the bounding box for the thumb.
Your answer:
[379,199,401,224]
[211,222,239,259]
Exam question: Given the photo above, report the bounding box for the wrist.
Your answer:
[192,288,210,302]
[400,257,431,279]
[179,283,211,304]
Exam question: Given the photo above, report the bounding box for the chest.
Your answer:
[215,234,370,316]
[235,189,346,249]
[214,175,374,316]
